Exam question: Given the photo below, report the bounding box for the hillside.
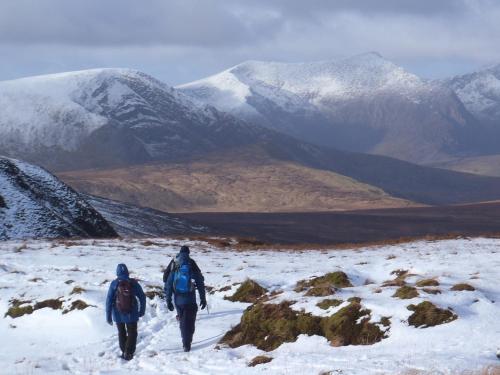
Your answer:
[0,156,116,240]
[60,146,415,213]
[1,237,499,374]
[59,142,500,212]
[430,154,500,177]
[84,195,208,237]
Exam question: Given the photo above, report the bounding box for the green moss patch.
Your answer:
[220,299,388,351]
[70,286,86,295]
[423,288,441,295]
[4,299,34,318]
[382,269,409,287]
[320,300,387,347]
[248,355,273,367]
[34,299,63,311]
[451,283,475,291]
[145,285,164,300]
[317,299,343,310]
[220,301,321,351]
[62,300,94,314]
[393,286,419,299]
[225,279,268,303]
[416,279,439,287]
[407,301,457,328]
[295,272,352,297]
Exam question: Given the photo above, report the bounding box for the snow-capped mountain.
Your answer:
[0,69,263,171]
[0,156,117,240]
[446,64,500,126]
[178,53,481,164]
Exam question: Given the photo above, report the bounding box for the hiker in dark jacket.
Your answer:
[165,245,206,352]
[106,263,146,360]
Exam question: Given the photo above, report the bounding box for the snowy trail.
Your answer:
[0,237,500,374]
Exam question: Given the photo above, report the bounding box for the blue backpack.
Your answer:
[173,259,193,294]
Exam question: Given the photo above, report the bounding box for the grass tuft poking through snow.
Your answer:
[224,279,267,303]
[407,301,457,328]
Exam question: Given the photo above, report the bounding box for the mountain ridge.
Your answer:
[178,53,491,164]
[0,156,117,240]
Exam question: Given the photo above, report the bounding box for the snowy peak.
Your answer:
[179,52,424,106]
[446,64,500,123]
[0,156,117,240]
[0,68,263,171]
[178,53,482,164]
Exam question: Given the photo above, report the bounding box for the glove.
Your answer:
[200,300,207,310]
[167,300,175,311]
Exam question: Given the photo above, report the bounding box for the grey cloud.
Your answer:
[0,0,279,47]
[0,0,499,83]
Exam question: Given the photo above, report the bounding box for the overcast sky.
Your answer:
[1,0,499,85]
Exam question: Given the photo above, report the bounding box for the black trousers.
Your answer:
[176,304,198,347]
[116,322,138,355]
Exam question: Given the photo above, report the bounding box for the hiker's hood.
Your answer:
[176,251,190,265]
[116,263,129,279]
[180,245,190,254]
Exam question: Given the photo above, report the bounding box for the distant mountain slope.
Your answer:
[0,157,117,240]
[178,53,482,164]
[85,194,207,236]
[446,64,500,125]
[59,142,500,212]
[60,146,416,213]
[0,69,264,171]
[430,154,500,177]
[445,64,500,154]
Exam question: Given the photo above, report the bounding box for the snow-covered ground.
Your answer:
[0,237,499,374]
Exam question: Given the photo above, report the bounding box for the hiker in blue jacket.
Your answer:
[106,263,146,360]
[165,245,207,352]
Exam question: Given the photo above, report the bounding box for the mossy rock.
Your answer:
[225,279,268,303]
[145,290,164,300]
[295,272,352,296]
[423,288,441,295]
[416,279,439,287]
[248,355,273,367]
[347,297,361,304]
[320,301,387,347]
[451,283,475,291]
[4,300,34,318]
[33,299,63,311]
[63,300,94,314]
[145,285,164,300]
[407,301,457,328]
[317,299,343,310]
[221,299,388,351]
[220,301,322,351]
[393,286,419,299]
[382,270,409,287]
[70,286,86,295]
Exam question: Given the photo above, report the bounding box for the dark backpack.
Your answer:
[173,260,193,294]
[115,279,134,313]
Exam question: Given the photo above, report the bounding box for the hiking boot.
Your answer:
[183,344,191,352]
[124,352,134,361]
